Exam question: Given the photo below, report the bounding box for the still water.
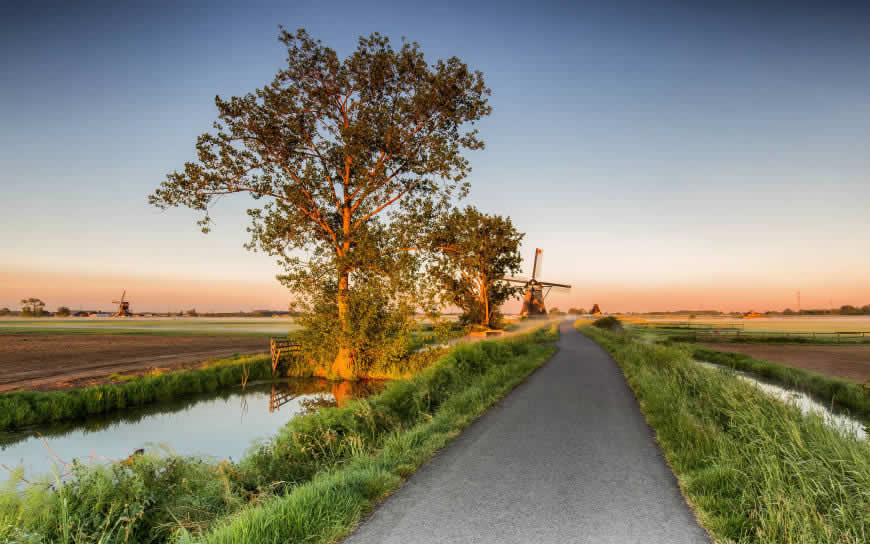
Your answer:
[697,361,867,441]
[0,378,385,481]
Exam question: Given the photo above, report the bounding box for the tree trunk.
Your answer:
[483,286,489,328]
[479,277,490,328]
[332,266,355,379]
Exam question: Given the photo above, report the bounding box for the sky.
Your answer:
[1,0,869,313]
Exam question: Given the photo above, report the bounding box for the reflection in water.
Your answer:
[268,379,386,412]
[0,378,386,481]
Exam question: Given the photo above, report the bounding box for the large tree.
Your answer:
[150,29,490,378]
[426,207,524,329]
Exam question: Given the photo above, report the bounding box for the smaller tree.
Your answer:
[186,308,198,317]
[426,207,524,329]
[56,306,71,317]
[0,308,10,316]
[20,298,45,317]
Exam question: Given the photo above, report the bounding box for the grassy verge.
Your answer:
[0,324,465,431]
[693,346,870,422]
[0,354,272,431]
[580,324,870,544]
[0,324,559,543]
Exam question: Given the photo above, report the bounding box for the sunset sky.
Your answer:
[2,1,869,313]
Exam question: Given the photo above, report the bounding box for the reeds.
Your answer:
[0,324,559,543]
[582,325,870,544]
[692,346,870,422]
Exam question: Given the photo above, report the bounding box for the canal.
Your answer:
[0,378,385,482]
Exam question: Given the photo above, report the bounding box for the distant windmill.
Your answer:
[112,290,132,317]
[502,248,571,317]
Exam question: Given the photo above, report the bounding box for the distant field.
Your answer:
[0,317,300,336]
[630,316,870,333]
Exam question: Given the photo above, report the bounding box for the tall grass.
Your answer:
[693,346,870,422]
[0,324,559,543]
[0,354,272,431]
[581,325,870,544]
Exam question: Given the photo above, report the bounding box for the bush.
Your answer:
[592,316,623,331]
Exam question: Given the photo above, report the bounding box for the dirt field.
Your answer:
[0,335,269,392]
[702,343,870,383]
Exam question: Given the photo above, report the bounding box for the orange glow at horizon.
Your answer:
[3,265,869,314]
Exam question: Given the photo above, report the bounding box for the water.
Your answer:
[696,361,867,441]
[0,378,385,482]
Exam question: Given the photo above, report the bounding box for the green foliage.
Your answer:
[19,298,45,318]
[582,325,870,544]
[149,28,492,371]
[0,327,557,543]
[186,328,557,544]
[55,306,71,317]
[293,273,418,378]
[693,346,870,421]
[421,206,524,328]
[592,316,623,331]
[0,355,271,431]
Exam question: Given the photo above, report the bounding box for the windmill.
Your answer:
[502,248,571,317]
[112,290,132,317]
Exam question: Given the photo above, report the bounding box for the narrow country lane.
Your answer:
[344,322,710,544]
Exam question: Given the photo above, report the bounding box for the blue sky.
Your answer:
[2,1,869,312]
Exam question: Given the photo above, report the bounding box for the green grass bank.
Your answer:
[0,324,558,543]
[692,346,870,423]
[581,323,870,544]
[0,354,272,431]
[0,324,463,431]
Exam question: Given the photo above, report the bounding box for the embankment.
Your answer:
[0,354,272,431]
[0,324,558,543]
[692,345,870,422]
[581,323,869,544]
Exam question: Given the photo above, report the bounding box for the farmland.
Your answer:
[633,315,870,334]
[0,317,300,336]
[700,342,870,382]
[0,318,300,392]
[624,316,870,382]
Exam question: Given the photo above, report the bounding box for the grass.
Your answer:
[0,318,300,337]
[580,323,870,544]
[0,324,559,543]
[658,332,870,345]
[691,346,870,423]
[0,354,273,431]
[628,316,870,333]
[0,324,465,430]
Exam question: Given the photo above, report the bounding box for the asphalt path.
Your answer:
[344,321,710,544]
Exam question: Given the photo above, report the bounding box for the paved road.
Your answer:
[345,322,710,544]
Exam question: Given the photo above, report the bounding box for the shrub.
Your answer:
[592,316,623,331]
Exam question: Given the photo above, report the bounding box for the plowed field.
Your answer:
[0,335,268,392]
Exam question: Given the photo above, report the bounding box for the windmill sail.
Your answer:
[500,248,572,318]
